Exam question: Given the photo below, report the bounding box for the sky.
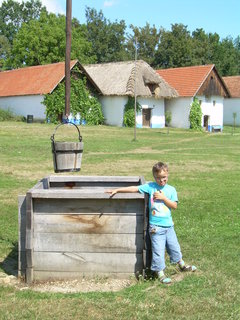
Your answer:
[2,0,240,40]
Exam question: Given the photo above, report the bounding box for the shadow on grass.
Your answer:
[0,242,18,277]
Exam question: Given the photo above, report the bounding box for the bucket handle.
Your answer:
[51,122,83,142]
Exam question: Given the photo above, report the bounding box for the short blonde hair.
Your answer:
[152,162,168,176]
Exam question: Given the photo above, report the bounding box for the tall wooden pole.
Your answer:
[133,37,138,141]
[65,0,72,118]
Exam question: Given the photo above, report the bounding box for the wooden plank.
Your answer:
[25,192,33,283]
[49,182,141,188]
[34,271,139,281]
[33,233,144,253]
[41,177,50,189]
[18,195,26,276]
[49,175,142,183]
[30,189,144,199]
[33,198,144,215]
[48,175,142,190]
[34,214,144,234]
[33,252,143,273]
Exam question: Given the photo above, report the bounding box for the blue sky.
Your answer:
[6,0,239,40]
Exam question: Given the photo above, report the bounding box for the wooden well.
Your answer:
[18,176,148,283]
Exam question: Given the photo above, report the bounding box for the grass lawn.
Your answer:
[0,122,239,320]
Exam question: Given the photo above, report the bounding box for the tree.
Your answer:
[5,11,95,68]
[0,0,45,44]
[85,7,129,63]
[191,28,212,65]
[0,35,11,69]
[217,37,239,76]
[127,23,160,65]
[154,24,193,69]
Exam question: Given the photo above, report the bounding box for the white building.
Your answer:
[0,60,85,121]
[157,65,230,131]
[83,60,178,128]
[223,76,240,126]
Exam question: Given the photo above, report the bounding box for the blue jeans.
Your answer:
[149,225,182,272]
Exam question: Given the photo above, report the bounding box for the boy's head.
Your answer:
[152,162,169,186]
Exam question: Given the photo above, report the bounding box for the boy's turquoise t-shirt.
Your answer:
[138,182,178,227]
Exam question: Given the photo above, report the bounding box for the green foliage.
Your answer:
[0,2,240,75]
[123,97,141,127]
[123,109,135,127]
[43,76,104,125]
[154,23,193,68]
[0,108,23,121]
[5,11,95,68]
[165,110,172,126]
[128,23,159,65]
[189,97,203,130]
[0,0,45,44]
[85,7,129,63]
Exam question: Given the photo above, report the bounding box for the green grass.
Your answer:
[0,122,240,320]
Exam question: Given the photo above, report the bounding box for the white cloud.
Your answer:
[41,0,65,15]
[0,0,65,15]
[103,1,116,8]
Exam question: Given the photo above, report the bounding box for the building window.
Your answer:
[148,83,157,95]
[205,97,211,103]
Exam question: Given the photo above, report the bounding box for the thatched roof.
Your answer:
[83,60,178,98]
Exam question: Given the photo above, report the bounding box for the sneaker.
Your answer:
[157,271,171,284]
[179,264,197,272]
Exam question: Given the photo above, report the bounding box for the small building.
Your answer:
[222,76,240,126]
[84,60,178,128]
[157,65,230,131]
[0,60,99,121]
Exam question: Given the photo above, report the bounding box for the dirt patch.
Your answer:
[0,271,191,293]
[0,272,137,293]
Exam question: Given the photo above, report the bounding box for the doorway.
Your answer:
[203,115,209,131]
[142,109,151,127]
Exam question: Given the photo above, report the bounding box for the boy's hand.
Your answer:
[153,191,165,201]
[105,189,117,197]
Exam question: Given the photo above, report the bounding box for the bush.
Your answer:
[123,97,141,127]
[0,109,23,121]
[123,109,135,127]
[43,76,104,125]
[165,111,172,127]
[189,97,202,130]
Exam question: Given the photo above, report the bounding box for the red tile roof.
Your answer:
[156,65,215,97]
[222,76,240,98]
[0,60,78,97]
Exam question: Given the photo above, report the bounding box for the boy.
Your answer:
[106,161,196,284]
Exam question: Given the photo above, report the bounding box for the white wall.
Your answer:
[0,95,46,119]
[165,96,224,130]
[165,97,192,129]
[223,98,240,126]
[100,96,165,128]
[100,96,128,126]
[137,97,165,128]
[198,95,223,130]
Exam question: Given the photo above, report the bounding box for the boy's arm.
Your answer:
[105,186,139,196]
[153,191,178,210]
